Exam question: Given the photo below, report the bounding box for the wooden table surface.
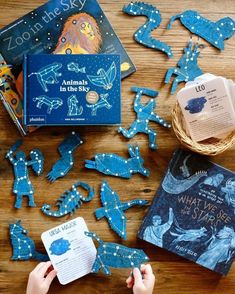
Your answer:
[0,0,235,293]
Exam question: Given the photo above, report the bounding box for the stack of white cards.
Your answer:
[177,74,235,142]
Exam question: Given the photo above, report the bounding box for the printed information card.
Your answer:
[41,217,96,285]
[177,74,235,142]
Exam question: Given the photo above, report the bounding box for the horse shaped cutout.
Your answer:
[165,41,203,94]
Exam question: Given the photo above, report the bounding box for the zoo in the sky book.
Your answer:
[138,148,235,275]
[0,0,135,134]
[23,54,121,126]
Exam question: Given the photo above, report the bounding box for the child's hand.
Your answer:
[26,261,57,294]
[126,264,155,294]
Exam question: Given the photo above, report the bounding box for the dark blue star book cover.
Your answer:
[24,54,121,126]
[0,0,135,133]
[138,148,235,275]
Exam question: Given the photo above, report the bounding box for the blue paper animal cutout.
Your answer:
[47,132,83,182]
[85,144,150,179]
[185,97,207,114]
[9,220,49,261]
[87,62,117,90]
[41,181,94,217]
[67,95,83,116]
[123,2,173,58]
[6,140,44,209]
[49,238,71,256]
[33,95,63,114]
[86,93,112,116]
[85,232,149,275]
[67,62,86,74]
[28,62,62,92]
[167,10,235,50]
[118,87,171,149]
[165,41,203,94]
[95,180,148,239]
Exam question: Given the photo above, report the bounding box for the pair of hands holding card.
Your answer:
[26,262,155,294]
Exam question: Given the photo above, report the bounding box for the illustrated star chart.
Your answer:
[165,41,203,94]
[168,10,235,50]
[85,144,150,179]
[118,87,171,149]
[41,181,95,217]
[85,232,149,275]
[95,180,148,239]
[47,132,83,182]
[123,1,173,57]
[9,220,49,261]
[6,140,44,209]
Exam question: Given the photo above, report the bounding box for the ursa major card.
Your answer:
[138,148,235,275]
[0,0,135,134]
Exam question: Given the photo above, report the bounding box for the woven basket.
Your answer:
[172,102,235,156]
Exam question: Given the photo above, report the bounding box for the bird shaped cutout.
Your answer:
[95,180,148,239]
[87,61,117,90]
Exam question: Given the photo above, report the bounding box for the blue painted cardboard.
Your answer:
[24,54,121,126]
[138,149,235,275]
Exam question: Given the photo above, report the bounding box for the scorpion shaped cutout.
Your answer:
[123,2,173,58]
[165,41,203,94]
[41,181,95,217]
[85,144,150,179]
[9,220,49,261]
[167,10,235,50]
[118,87,171,149]
[6,140,44,209]
[95,180,148,239]
[85,232,149,275]
[28,62,62,92]
[47,132,83,182]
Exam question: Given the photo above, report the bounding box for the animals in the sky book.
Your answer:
[24,54,121,126]
[0,0,135,134]
[138,148,235,275]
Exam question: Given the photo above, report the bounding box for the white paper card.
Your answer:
[177,76,235,142]
[41,217,97,285]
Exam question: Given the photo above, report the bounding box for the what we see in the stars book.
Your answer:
[24,54,121,126]
[138,149,235,275]
[0,0,135,134]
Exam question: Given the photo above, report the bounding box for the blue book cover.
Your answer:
[0,0,135,133]
[24,54,121,126]
[138,149,235,275]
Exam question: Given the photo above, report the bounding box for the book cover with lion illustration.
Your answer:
[0,0,135,134]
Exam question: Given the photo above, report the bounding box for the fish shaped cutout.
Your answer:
[95,180,148,239]
[85,232,149,275]
[87,61,117,90]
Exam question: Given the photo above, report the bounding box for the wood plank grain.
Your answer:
[0,0,235,293]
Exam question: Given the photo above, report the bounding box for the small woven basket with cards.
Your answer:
[172,102,235,156]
